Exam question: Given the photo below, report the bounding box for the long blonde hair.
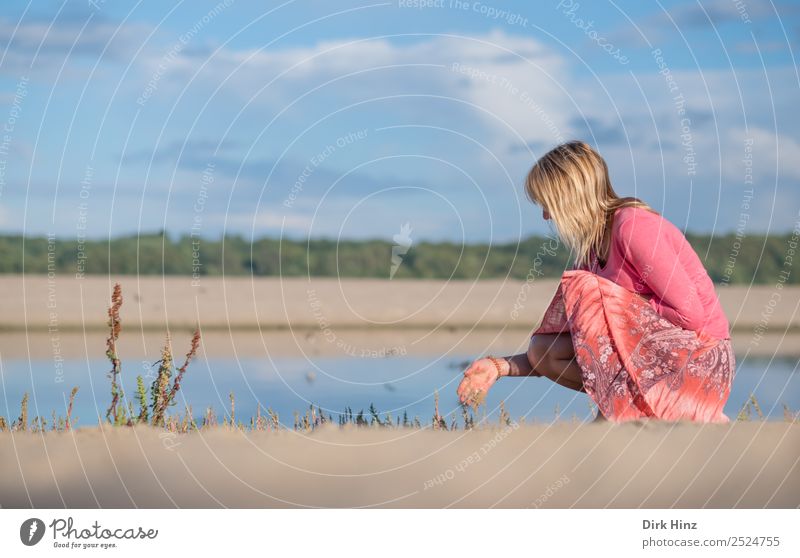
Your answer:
[525,140,657,269]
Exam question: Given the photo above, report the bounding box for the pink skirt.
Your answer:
[532,270,735,423]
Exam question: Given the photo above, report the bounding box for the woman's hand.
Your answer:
[457,357,507,406]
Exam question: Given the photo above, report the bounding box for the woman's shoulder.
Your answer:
[615,205,661,223]
[613,206,668,236]
[612,206,683,253]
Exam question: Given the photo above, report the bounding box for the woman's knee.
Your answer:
[529,333,574,362]
[528,334,560,370]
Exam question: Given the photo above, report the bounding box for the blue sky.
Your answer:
[0,0,798,243]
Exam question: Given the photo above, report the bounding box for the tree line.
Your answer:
[0,231,794,284]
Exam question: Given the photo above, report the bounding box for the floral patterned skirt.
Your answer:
[532,270,735,423]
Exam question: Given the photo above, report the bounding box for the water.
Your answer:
[1,353,798,428]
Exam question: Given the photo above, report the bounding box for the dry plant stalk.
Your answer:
[164,329,200,409]
[146,328,201,427]
[499,400,511,426]
[150,334,174,427]
[16,393,29,431]
[104,283,123,424]
[749,394,764,420]
[66,387,78,430]
[432,390,447,430]
[267,407,279,430]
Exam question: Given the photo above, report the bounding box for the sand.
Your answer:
[0,275,798,359]
[1,421,797,508]
[1,275,797,510]
[2,274,798,332]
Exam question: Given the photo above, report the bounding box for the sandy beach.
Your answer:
[0,275,798,358]
[2,274,798,331]
[1,421,797,508]
[1,274,798,510]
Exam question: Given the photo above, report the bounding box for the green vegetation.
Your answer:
[0,230,796,283]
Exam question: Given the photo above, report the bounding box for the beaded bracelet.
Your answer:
[486,355,505,381]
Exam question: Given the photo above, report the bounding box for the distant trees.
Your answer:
[0,232,795,284]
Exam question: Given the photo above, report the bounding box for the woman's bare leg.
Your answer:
[526,333,585,392]
[524,334,606,419]
[483,334,602,419]
[496,333,584,391]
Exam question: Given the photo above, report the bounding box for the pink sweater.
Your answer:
[581,206,730,340]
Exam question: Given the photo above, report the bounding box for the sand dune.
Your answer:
[2,421,797,508]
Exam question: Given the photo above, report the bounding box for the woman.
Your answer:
[457,141,735,423]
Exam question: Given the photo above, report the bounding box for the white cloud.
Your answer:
[149,30,800,234]
[160,29,574,150]
[748,127,800,180]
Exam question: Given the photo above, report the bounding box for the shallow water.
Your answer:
[2,351,798,428]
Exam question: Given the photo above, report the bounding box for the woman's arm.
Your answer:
[494,353,539,377]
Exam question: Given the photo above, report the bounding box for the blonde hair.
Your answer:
[525,140,657,269]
